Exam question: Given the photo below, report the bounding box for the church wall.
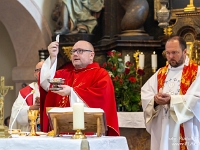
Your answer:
[33,0,57,34]
[0,22,16,118]
[0,0,57,120]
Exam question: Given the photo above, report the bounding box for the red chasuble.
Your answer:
[40,62,120,136]
[157,59,198,150]
[20,85,33,106]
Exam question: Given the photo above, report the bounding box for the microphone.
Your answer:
[9,90,35,136]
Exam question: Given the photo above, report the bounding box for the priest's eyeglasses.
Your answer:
[165,51,180,56]
[70,49,93,54]
[35,68,41,72]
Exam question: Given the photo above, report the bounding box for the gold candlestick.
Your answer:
[133,50,144,87]
[71,129,86,139]
[152,68,157,73]
[133,50,140,70]
[28,110,39,136]
[184,0,196,12]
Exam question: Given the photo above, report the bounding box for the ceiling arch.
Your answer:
[0,0,52,67]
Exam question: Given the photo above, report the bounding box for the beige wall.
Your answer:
[34,0,57,33]
[0,0,57,121]
[0,21,16,118]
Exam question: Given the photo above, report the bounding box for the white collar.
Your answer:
[168,55,189,71]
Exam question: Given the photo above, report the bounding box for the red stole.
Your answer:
[20,85,33,106]
[157,60,198,150]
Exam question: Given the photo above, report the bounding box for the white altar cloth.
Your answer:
[117,112,145,128]
[0,136,129,150]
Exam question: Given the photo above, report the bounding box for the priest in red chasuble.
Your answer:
[39,40,119,136]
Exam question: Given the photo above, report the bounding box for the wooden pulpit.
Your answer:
[47,107,107,137]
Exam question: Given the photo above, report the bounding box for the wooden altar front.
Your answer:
[118,112,150,150]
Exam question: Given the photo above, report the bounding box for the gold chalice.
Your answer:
[28,110,39,136]
[47,78,65,91]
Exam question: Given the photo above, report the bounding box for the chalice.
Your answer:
[28,110,39,136]
[47,78,65,91]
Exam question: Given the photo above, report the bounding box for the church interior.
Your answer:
[1,0,200,149]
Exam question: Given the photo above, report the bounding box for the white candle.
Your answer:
[151,51,157,69]
[139,52,145,69]
[124,54,130,64]
[73,103,84,130]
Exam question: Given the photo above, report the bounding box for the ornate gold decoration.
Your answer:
[0,76,13,138]
[163,26,173,36]
[133,50,140,70]
[190,40,200,65]
[184,0,197,12]
[186,42,193,59]
[28,110,39,136]
[133,50,143,87]
[62,46,72,60]
[154,0,200,20]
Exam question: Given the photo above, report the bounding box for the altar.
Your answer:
[0,136,128,150]
[117,112,150,150]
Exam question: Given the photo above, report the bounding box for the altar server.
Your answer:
[10,61,43,131]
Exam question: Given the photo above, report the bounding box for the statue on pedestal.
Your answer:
[52,0,104,35]
[118,0,153,40]
[119,0,149,31]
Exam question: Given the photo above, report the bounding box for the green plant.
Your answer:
[102,50,144,111]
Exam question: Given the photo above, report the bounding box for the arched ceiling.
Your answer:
[0,0,52,67]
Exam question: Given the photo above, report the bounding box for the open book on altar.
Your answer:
[47,107,107,137]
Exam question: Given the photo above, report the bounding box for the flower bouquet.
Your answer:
[102,50,144,112]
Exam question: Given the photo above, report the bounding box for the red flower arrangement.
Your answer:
[102,50,144,111]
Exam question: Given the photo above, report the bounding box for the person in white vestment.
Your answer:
[141,36,200,150]
[9,61,44,132]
